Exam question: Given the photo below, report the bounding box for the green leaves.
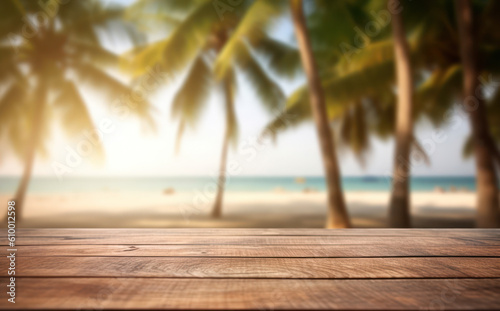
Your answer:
[125,0,218,78]
[125,0,288,152]
[54,80,105,164]
[129,0,204,16]
[171,55,212,152]
[0,0,159,165]
[0,81,30,159]
[263,86,310,140]
[71,40,120,67]
[415,64,462,126]
[253,36,302,79]
[237,42,285,112]
[214,0,286,80]
[171,55,212,127]
[338,101,369,164]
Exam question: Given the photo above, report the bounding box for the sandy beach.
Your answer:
[0,191,477,228]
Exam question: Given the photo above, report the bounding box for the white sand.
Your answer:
[0,191,477,228]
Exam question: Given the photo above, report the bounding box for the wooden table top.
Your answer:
[1,228,499,310]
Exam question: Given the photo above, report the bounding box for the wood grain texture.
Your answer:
[13,244,500,257]
[10,228,500,236]
[3,235,499,246]
[1,229,499,310]
[1,278,499,310]
[3,257,499,278]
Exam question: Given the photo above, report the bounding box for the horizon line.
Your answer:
[0,175,477,178]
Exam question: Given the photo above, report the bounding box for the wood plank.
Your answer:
[12,244,500,257]
[8,228,500,237]
[2,278,499,310]
[3,235,499,246]
[2,257,499,278]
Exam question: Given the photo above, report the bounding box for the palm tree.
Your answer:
[260,0,400,228]
[289,0,350,228]
[0,0,152,219]
[455,0,500,227]
[267,0,500,227]
[346,0,500,227]
[328,0,500,227]
[387,0,413,228]
[126,0,285,218]
[217,0,405,227]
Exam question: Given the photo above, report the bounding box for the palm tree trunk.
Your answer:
[455,0,500,227]
[290,0,350,229]
[388,0,413,228]
[211,80,233,219]
[13,82,46,220]
[211,128,229,219]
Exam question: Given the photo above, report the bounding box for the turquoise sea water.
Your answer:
[0,176,476,195]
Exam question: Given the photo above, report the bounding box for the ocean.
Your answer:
[0,176,476,195]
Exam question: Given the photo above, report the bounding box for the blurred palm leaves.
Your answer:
[1,0,499,174]
[125,0,285,151]
[0,0,153,164]
[264,0,500,165]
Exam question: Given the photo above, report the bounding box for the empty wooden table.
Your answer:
[1,228,499,310]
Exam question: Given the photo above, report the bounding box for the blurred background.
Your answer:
[1,0,499,228]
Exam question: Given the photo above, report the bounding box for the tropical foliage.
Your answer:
[124,0,286,217]
[262,0,500,227]
[0,0,152,216]
[1,0,499,227]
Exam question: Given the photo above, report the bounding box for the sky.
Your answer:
[0,0,476,178]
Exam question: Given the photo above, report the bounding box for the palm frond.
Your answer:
[0,82,28,141]
[0,79,47,160]
[125,0,198,33]
[171,55,212,127]
[310,0,372,53]
[323,60,395,105]
[486,87,500,150]
[126,12,182,32]
[415,64,462,126]
[368,93,396,139]
[338,102,369,165]
[462,135,473,158]
[0,0,26,38]
[252,35,302,79]
[336,39,394,74]
[129,0,205,16]
[262,87,310,140]
[214,0,286,80]
[73,62,154,125]
[54,80,105,163]
[71,40,119,67]
[124,0,218,77]
[238,43,285,112]
[0,47,19,83]
[58,1,146,49]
